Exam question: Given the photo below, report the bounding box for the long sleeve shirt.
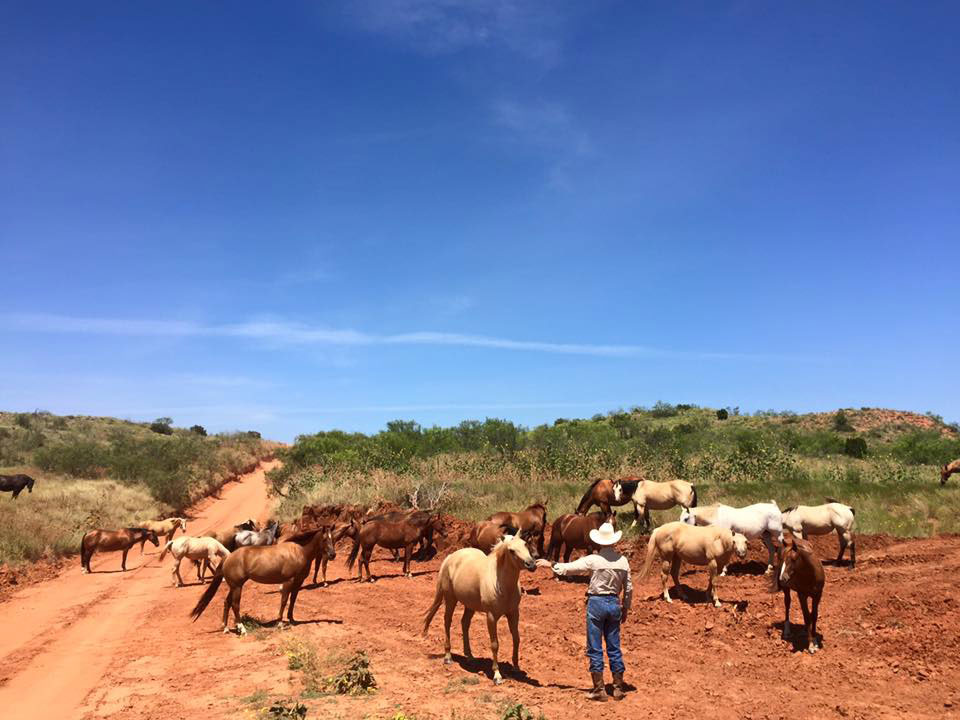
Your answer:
[552,546,633,611]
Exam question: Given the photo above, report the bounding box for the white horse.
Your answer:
[781,499,856,568]
[422,535,536,684]
[235,520,279,547]
[161,536,230,586]
[680,501,782,574]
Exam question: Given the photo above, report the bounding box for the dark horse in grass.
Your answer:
[0,474,35,499]
[81,528,159,573]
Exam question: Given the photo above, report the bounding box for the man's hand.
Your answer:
[535,559,553,569]
[620,608,629,623]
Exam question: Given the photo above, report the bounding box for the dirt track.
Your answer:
[1,468,959,719]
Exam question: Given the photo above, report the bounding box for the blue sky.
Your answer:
[1,1,958,440]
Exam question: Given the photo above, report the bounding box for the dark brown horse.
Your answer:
[190,525,337,634]
[773,530,825,654]
[80,528,159,573]
[486,503,548,556]
[941,459,960,486]
[576,478,640,523]
[366,509,441,560]
[546,512,609,563]
[346,515,445,581]
[0,473,35,499]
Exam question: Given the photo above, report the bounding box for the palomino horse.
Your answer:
[422,535,537,684]
[576,478,641,524]
[161,536,231,586]
[941,459,960,486]
[781,499,856,568]
[190,526,337,634]
[680,502,783,574]
[0,473,35,499]
[639,521,748,607]
[347,515,445,581]
[629,478,697,530]
[546,512,608,563]
[487,503,548,557]
[774,530,825,654]
[137,517,187,554]
[81,528,159,573]
[235,520,279,547]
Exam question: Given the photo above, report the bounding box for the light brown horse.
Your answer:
[486,503,548,557]
[774,530,825,654]
[347,515,445,581]
[630,478,697,529]
[81,528,159,573]
[137,517,186,554]
[576,478,641,523]
[190,526,337,634]
[294,522,352,586]
[422,535,537,684]
[365,509,439,559]
[546,511,609,562]
[941,459,960,486]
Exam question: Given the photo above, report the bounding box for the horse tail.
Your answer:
[159,540,173,561]
[639,529,659,581]
[546,516,564,561]
[690,485,698,508]
[346,536,361,571]
[576,478,603,515]
[190,565,224,621]
[421,561,446,636]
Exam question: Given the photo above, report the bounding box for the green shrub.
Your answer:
[843,437,868,458]
[716,408,728,420]
[34,441,107,476]
[150,417,174,435]
[324,651,376,695]
[833,410,854,432]
[189,424,207,436]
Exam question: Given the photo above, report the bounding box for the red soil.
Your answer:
[1,467,958,719]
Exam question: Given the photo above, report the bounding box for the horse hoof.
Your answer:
[714,601,721,608]
[808,646,817,655]
[493,675,503,685]
[237,623,247,636]
[443,657,453,665]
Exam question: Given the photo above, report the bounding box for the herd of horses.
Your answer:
[9,462,950,686]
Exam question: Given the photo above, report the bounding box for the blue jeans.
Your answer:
[586,595,624,674]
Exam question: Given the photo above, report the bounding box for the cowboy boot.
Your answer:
[587,672,607,701]
[612,672,625,700]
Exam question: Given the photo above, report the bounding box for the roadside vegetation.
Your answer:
[271,405,960,537]
[0,410,273,565]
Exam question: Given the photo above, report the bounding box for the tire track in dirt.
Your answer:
[0,460,277,719]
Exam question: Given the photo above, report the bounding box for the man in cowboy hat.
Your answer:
[536,520,632,701]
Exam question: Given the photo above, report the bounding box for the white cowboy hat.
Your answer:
[589,522,621,546]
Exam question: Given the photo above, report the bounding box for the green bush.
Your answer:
[844,437,868,458]
[150,417,174,435]
[716,408,729,420]
[833,410,854,432]
[34,441,108,476]
[189,424,207,436]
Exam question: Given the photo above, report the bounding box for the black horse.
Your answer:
[0,474,35,499]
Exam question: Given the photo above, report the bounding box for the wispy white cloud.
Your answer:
[0,312,783,361]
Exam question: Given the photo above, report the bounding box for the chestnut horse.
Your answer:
[81,528,159,573]
[576,478,640,524]
[346,515,445,581]
[773,530,825,654]
[298,522,352,586]
[365,509,440,559]
[486,503,548,556]
[546,511,609,563]
[190,525,337,634]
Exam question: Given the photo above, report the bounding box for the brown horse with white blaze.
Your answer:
[190,525,337,634]
[81,528,159,573]
[576,478,641,524]
[774,530,825,654]
[486,503,548,557]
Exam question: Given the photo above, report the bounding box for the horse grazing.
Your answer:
[639,521,748,607]
[235,520,279,547]
[546,512,608,563]
[161,536,230,586]
[347,515,445,581]
[576,478,641,524]
[422,535,537,684]
[774,531,825,654]
[941,459,960,486]
[80,528,159,573]
[0,474,35,499]
[680,502,783,574]
[781,499,856,568]
[137,517,187,554]
[190,525,337,634]
[629,478,697,529]
[486,503,548,557]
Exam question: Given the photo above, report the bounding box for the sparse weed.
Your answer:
[324,651,377,696]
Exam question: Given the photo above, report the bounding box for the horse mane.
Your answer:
[576,478,604,514]
[782,506,797,514]
[284,527,326,546]
[126,527,150,535]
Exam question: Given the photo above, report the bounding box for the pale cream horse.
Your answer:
[422,535,537,684]
[781,499,856,568]
[630,479,697,529]
[639,521,748,607]
[161,536,230,586]
[138,517,186,554]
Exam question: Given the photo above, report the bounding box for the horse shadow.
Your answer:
[723,560,769,576]
[554,574,589,585]
[770,620,824,653]
[821,558,853,569]
[302,577,348,591]
[652,584,742,607]
[431,654,544,687]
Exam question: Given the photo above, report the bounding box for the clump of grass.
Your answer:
[283,637,324,695]
[324,651,377,696]
[266,700,307,719]
[500,703,546,720]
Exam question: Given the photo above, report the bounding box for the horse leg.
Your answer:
[798,593,815,654]
[277,582,292,628]
[629,500,641,530]
[847,532,856,569]
[231,584,245,635]
[121,547,130,571]
[311,555,320,585]
[671,556,684,600]
[563,544,572,563]
[486,613,503,684]
[320,555,329,586]
[221,587,233,633]
[288,578,305,623]
[762,532,776,574]
[403,543,412,577]
[643,504,651,531]
[460,607,475,658]
[507,610,520,671]
[661,558,673,603]
[173,557,184,586]
[708,558,721,607]
[781,590,791,641]
[362,547,374,582]
[139,538,145,556]
[810,592,822,650]
[442,597,456,664]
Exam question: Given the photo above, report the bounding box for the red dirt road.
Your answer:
[2,471,959,719]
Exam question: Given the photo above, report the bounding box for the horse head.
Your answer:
[429,514,447,537]
[679,508,695,525]
[612,480,623,502]
[942,464,951,485]
[494,534,537,572]
[731,532,748,560]
[26,475,35,492]
[146,530,160,547]
[779,532,814,585]
[323,525,337,560]
[178,518,187,532]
